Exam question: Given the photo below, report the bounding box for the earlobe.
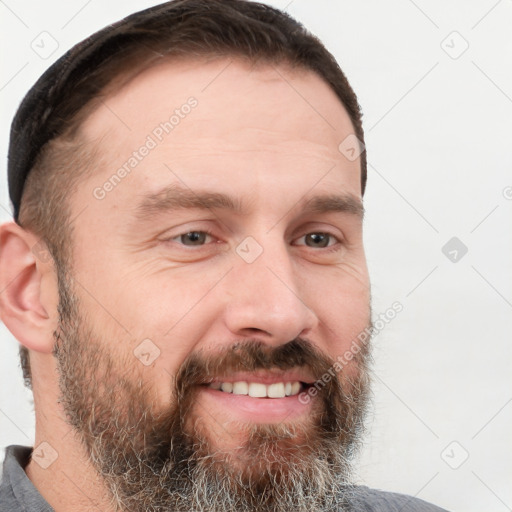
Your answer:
[0,222,58,354]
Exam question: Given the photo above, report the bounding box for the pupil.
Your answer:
[183,232,205,245]
[307,233,329,247]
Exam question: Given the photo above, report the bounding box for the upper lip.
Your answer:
[205,369,316,386]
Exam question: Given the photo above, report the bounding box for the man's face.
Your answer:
[55,58,371,510]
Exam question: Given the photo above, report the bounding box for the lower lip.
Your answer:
[199,386,313,423]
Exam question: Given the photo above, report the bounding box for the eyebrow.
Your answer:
[301,194,364,219]
[134,185,364,221]
[135,185,245,220]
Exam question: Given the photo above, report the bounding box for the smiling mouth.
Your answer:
[195,370,318,423]
[204,380,313,398]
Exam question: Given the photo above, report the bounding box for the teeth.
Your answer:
[208,380,303,398]
[232,381,248,395]
[248,382,267,398]
[267,382,285,398]
[220,382,233,393]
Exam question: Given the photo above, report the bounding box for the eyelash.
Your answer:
[168,230,343,251]
[170,229,217,246]
[293,232,341,249]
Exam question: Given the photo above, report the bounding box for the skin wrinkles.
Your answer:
[133,187,364,222]
[12,57,371,511]
[68,57,364,400]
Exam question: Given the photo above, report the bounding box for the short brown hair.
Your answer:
[16,0,366,388]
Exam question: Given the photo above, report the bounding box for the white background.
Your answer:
[1,1,511,511]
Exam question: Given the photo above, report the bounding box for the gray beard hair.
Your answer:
[53,272,371,512]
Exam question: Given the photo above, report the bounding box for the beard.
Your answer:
[53,270,372,512]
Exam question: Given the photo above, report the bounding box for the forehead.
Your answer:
[74,58,362,225]
[82,57,354,140]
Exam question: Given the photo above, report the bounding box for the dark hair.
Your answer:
[14,0,366,388]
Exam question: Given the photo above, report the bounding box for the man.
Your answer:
[0,1,448,510]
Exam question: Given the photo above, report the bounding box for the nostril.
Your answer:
[240,327,271,336]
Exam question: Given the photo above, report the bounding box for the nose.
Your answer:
[222,243,317,345]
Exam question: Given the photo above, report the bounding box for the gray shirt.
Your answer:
[1,445,448,511]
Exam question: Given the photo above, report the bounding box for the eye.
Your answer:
[172,231,213,246]
[295,232,338,248]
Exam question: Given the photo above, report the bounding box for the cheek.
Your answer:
[97,267,229,395]
[71,260,224,399]
[315,281,370,390]
[119,268,227,338]
[80,253,226,337]
[304,264,370,352]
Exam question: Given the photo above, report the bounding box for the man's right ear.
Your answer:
[0,222,58,353]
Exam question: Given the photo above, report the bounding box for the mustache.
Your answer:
[174,338,337,399]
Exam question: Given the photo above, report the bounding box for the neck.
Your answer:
[25,354,114,512]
